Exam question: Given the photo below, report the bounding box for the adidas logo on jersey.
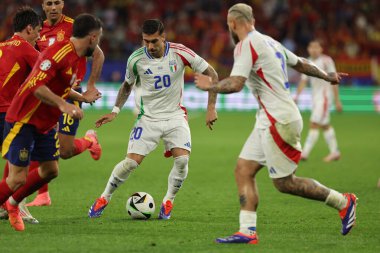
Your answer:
[144,68,153,75]
[269,167,277,174]
[61,126,71,132]
[184,142,191,148]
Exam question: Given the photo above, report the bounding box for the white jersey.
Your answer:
[300,55,336,105]
[125,42,208,120]
[230,30,301,129]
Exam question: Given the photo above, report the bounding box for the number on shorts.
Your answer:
[130,127,143,140]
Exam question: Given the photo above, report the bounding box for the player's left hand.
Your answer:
[195,73,213,91]
[83,88,102,103]
[335,100,343,113]
[327,72,349,85]
[206,107,218,130]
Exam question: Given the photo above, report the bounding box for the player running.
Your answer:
[294,39,342,162]
[26,0,104,207]
[0,6,42,224]
[0,13,102,231]
[195,3,356,244]
[88,19,218,220]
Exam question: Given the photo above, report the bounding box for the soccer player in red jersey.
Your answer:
[0,13,102,231]
[26,0,105,206]
[0,6,42,224]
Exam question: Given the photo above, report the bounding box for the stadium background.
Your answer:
[1,0,380,112]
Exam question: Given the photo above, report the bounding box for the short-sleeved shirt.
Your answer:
[230,30,302,129]
[300,54,336,104]
[0,35,39,112]
[6,40,81,133]
[125,42,208,120]
[36,15,86,84]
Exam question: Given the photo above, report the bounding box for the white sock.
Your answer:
[325,189,348,210]
[101,158,138,201]
[8,196,19,206]
[302,129,319,158]
[163,155,189,203]
[323,127,339,154]
[239,210,257,235]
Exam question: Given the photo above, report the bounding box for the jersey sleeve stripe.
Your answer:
[170,44,195,57]
[52,44,72,61]
[55,47,73,63]
[175,52,190,67]
[2,62,21,88]
[19,72,47,96]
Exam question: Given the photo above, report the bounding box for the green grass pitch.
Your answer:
[0,110,379,253]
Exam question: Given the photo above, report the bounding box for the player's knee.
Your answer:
[9,176,27,189]
[235,160,255,178]
[174,155,189,176]
[272,175,294,193]
[59,147,74,160]
[114,158,138,179]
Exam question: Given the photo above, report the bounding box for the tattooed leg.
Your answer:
[272,174,330,201]
[235,159,263,211]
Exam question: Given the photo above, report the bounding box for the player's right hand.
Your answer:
[326,72,349,84]
[95,113,117,128]
[60,103,83,120]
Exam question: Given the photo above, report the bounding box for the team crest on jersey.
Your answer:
[169,60,177,73]
[19,148,29,162]
[40,60,52,71]
[57,30,65,42]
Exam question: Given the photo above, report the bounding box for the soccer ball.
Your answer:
[126,192,155,219]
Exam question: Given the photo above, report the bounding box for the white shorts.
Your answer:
[311,100,330,125]
[127,116,191,156]
[239,120,303,178]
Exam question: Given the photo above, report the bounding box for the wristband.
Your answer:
[112,106,120,114]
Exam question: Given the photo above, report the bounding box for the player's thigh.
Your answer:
[311,101,330,125]
[263,120,302,179]
[32,128,60,164]
[127,117,162,156]
[162,117,191,153]
[2,122,35,167]
[239,126,266,167]
[58,100,82,137]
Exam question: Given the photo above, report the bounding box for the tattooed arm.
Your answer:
[95,81,133,127]
[201,65,219,129]
[292,58,347,84]
[195,74,246,94]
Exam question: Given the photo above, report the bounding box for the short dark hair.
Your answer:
[13,6,42,32]
[142,19,164,35]
[73,13,102,38]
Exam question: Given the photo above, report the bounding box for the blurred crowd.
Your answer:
[1,0,379,83]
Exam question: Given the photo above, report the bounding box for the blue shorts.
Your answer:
[58,87,82,136]
[0,112,5,147]
[2,122,59,167]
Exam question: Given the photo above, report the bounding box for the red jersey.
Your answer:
[36,15,86,84]
[0,35,39,112]
[6,40,81,133]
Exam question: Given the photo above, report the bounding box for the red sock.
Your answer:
[38,183,48,194]
[27,161,49,194]
[73,137,92,156]
[11,169,51,203]
[2,162,9,180]
[0,179,14,205]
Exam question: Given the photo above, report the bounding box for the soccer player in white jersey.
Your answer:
[195,3,357,244]
[294,40,342,162]
[88,19,218,219]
